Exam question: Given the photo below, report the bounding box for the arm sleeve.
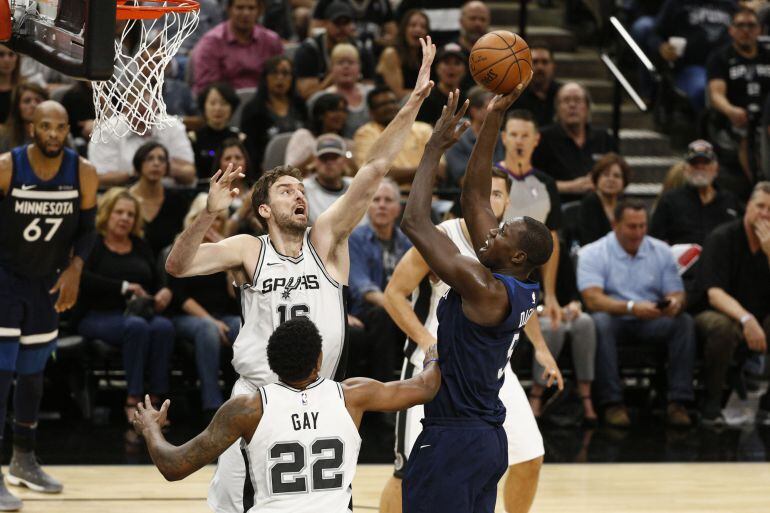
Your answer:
[72,207,97,261]
[660,244,685,294]
[576,244,605,292]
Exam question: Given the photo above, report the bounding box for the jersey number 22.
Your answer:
[268,437,344,494]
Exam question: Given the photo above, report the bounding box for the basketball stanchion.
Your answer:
[91,0,200,142]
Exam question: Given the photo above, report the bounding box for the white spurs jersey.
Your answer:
[234,229,347,385]
[245,378,361,513]
[420,219,479,338]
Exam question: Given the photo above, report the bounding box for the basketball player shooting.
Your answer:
[165,37,438,513]
[132,318,441,513]
[0,102,98,509]
[399,89,558,513]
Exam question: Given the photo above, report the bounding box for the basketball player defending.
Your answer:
[0,102,98,509]
[165,37,438,513]
[379,171,563,513]
[399,90,556,513]
[133,317,442,513]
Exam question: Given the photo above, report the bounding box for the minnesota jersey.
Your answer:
[234,229,348,385]
[246,378,361,513]
[427,274,539,425]
[0,146,81,278]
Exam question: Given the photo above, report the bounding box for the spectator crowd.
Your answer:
[2,0,770,438]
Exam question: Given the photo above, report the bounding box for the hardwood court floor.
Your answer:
[11,463,770,512]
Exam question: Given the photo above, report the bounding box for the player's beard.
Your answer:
[34,135,64,158]
[272,209,307,237]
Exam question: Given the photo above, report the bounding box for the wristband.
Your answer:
[740,314,754,326]
[121,281,129,295]
[425,358,439,366]
[626,300,635,314]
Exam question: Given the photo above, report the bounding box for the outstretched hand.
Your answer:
[133,394,170,434]
[487,77,532,114]
[411,36,436,101]
[207,163,245,214]
[428,90,470,150]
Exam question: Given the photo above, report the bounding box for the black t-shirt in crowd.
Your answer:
[312,0,394,46]
[655,0,736,67]
[192,125,241,179]
[706,43,770,124]
[79,235,159,312]
[0,90,11,124]
[294,33,376,81]
[577,191,614,246]
[698,219,770,321]
[142,188,194,258]
[417,86,466,125]
[516,80,563,129]
[650,184,741,246]
[531,123,616,203]
[168,271,239,317]
[59,82,95,140]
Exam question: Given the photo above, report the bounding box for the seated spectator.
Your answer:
[578,153,630,246]
[516,46,563,128]
[416,43,468,125]
[354,86,433,186]
[376,9,430,100]
[59,80,95,155]
[87,96,196,187]
[191,0,283,96]
[77,188,174,428]
[348,179,412,382]
[294,2,376,100]
[310,0,397,50]
[532,82,615,203]
[707,7,770,193]
[444,86,505,189]
[309,43,375,137]
[189,83,242,180]
[128,142,194,257]
[211,138,263,236]
[286,92,351,172]
[695,182,770,425]
[451,0,490,92]
[303,134,365,226]
[168,194,241,416]
[240,55,307,174]
[173,0,223,58]
[654,0,735,112]
[0,83,48,153]
[395,0,462,46]
[651,140,741,246]
[0,45,20,124]
[578,199,696,428]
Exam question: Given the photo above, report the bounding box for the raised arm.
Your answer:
[312,37,435,248]
[461,85,527,254]
[165,165,254,278]
[134,394,261,482]
[342,346,441,425]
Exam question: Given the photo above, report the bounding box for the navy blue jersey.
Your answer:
[426,274,539,425]
[0,146,81,278]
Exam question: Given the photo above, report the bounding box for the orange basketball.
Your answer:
[469,30,532,95]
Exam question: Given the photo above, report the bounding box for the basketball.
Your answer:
[469,30,532,95]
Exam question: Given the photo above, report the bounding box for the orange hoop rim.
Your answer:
[116,0,200,21]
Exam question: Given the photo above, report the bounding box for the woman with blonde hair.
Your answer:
[77,187,174,432]
[167,193,241,416]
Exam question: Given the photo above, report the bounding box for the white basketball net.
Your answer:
[91,2,199,142]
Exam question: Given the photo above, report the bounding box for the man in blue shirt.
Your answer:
[348,178,412,383]
[578,199,696,428]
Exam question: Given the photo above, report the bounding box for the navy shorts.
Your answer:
[0,266,58,373]
[402,419,508,513]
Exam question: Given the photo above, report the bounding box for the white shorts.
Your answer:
[393,359,543,477]
[207,377,258,513]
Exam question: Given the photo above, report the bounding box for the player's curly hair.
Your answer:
[251,165,304,225]
[267,318,323,383]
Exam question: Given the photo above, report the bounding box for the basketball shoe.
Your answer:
[0,475,21,511]
[6,449,62,493]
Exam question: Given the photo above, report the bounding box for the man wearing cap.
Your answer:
[294,1,377,99]
[650,140,741,312]
[416,43,468,125]
[303,134,365,226]
[348,179,411,384]
[695,181,770,426]
[191,0,283,96]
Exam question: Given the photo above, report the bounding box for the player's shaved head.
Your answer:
[33,100,69,124]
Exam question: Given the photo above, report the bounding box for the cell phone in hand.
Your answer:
[656,298,671,310]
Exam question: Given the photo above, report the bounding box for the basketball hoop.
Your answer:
[91,0,200,141]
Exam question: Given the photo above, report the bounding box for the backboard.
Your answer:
[7,0,117,80]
